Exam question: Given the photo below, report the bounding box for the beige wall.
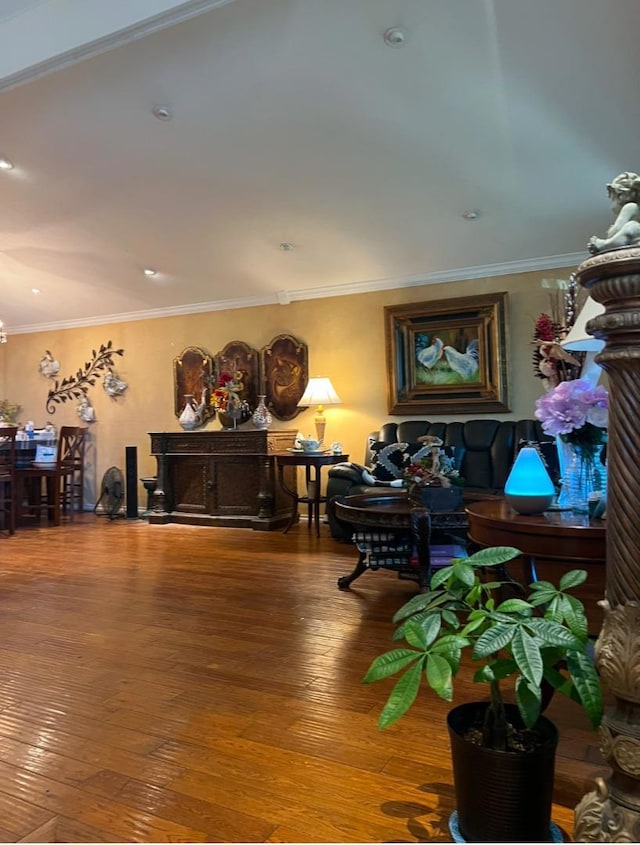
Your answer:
[0,269,558,506]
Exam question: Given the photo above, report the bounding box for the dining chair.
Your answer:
[63,426,88,514]
[17,426,82,526]
[0,426,18,535]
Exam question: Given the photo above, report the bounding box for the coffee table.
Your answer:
[332,490,468,591]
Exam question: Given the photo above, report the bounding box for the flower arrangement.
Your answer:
[402,436,463,489]
[210,371,246,413]
[532,312,582,390]
[534,378,608,455]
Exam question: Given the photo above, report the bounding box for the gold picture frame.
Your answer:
[385,292,509,414]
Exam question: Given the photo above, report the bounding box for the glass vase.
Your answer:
[560,442,606,513]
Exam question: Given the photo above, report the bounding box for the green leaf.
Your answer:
[515,676,542,729]
[473,622,516,658]
[466,546,522,568]
[529,579,557,592]
[378,661,424,729]
[525,618,583,650]
[481,581,507,591]
[392,592,434,623]
[430,634,470,652]
[558,598,588,642]
[474,664,495,683]
[430,566,455,590]
[511,628,543,686]
[566,650,603,729]
[560,569,588,590]
[496,598,533,615]
[426,653,453,701]
[363,649,422,683]
[489,657,517,679]
[404,616,441,650]
[543,664,575,698]
[460,616,486,636]
[451,560,475,588]
[442,609,461,629]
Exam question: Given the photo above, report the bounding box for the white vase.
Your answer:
[251,395,272,429]
[179,395,198,430]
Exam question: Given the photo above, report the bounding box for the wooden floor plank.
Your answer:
[0,515,607,841]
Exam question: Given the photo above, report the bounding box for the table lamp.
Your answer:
[561,296,605,386]
[504,446,555,515]
[297,377,341,442]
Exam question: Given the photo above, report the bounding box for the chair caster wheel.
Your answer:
[337,577,350,590]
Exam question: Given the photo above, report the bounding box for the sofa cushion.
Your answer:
[368,441,432,481]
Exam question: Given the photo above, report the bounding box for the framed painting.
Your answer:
[260,334,308,420]
[385,292,509,414]
[215,340,260,412]
[173,346,216,425]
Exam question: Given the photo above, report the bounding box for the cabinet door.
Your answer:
[211,455,261,516]
[169,455,210,515]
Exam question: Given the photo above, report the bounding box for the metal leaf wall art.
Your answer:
[45,341,125,414]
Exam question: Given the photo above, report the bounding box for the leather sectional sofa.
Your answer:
[326,418,557,539]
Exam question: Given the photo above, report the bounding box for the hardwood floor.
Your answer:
[0,515,608,842]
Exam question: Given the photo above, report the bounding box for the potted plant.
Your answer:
[364,546,603,843]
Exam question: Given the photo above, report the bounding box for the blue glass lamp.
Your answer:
[505,446,555,515]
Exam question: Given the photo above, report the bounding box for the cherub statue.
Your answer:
[588,171,640,254]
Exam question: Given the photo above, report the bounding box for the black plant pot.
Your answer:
[447,702,558,843]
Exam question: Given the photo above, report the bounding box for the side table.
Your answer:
[276,452,349,537]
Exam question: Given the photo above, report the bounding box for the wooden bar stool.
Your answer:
[17,426,82,526]
[0,426,18,535]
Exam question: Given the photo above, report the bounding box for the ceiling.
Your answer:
[1,0,639,335]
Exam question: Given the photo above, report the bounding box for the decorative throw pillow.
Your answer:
[367,442,432,482]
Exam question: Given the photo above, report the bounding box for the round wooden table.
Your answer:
[466,499,606,634]
[466,499,605,568]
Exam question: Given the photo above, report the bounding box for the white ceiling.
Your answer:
[1,0,638,334]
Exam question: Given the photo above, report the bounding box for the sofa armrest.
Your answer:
[327,461,369,485]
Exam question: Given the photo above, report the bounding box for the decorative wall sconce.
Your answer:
[504,446,555,515]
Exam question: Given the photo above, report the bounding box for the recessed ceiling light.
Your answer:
[383,27,407,48]
[279,243,294,251]
[0,157,14,170]
[462,210,481,220]
[152,105,172,121]
[31,288,40,294]
[143,268,157,276]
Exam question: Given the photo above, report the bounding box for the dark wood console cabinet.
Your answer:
[148,429,297,530]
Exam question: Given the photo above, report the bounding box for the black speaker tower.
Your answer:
[125,446,139,519]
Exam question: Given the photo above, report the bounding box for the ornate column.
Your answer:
[573,246,640,841]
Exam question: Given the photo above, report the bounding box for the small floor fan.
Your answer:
[94,466,125,519]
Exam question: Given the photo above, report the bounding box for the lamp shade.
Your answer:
[505,447,555,515]
[297,377,341,407]
[562,297,605,352]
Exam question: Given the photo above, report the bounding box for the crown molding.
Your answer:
[7,251,586,336]
[0,0,236,93]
